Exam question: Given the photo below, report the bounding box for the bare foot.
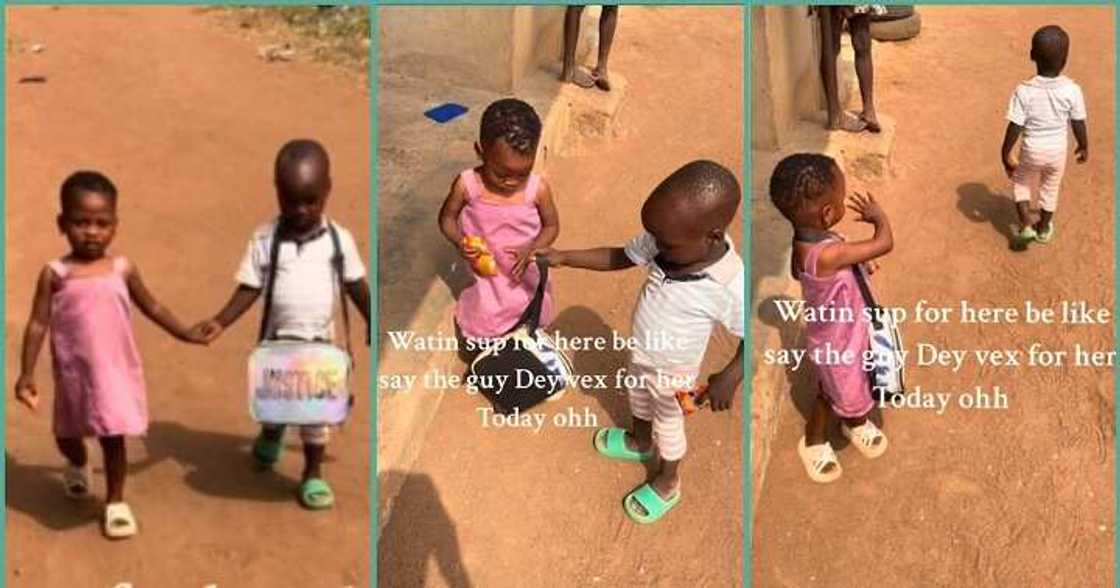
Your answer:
[592,67,611,91]
[560,67,595,89]
[826,112,868,133]
[860,111,882,133]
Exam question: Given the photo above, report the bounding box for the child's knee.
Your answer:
[300,426,330,445]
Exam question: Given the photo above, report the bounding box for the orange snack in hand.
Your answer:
[461,235,499,277]
[677,385,709,415]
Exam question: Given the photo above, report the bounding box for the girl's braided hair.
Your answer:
[769,153,837,221]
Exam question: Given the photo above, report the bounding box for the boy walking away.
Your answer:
[1002,24,1088,247]
[544,161,744,523]
[198,139,371,510]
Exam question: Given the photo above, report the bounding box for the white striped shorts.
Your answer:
[1013,147,1068,212]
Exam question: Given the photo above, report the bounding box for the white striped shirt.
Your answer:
[1007,75,1087,153]
[624,232,745,372]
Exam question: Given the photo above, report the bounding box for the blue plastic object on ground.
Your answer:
[425,103,469,123]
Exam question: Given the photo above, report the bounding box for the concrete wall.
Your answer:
[381,6,566,94]
[751,6,823,150]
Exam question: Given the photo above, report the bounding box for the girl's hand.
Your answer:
[847,192,887,225]
[459,242,483,261]
[505,247,536,280]
[14,376,39,411]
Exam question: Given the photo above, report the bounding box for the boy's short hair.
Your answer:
[479,98,542,155]
[60,170,118,211]
[1031,25,1069,71]
[769,153,837,221]
[275,139,330,179]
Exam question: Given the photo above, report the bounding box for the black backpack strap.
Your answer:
[852,264,882,328]
[257,222,284,343]
[328,222,353,358]
[507,256,549,334]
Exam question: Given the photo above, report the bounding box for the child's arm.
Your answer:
[197,286,262,341]
[544,247,635,272]
[1001,122,1023,179]
[344,279,372,346]
[1071,120,1089,163]
[438,177,483,261]
[707,341,744,411]
[510,179,560,279]
[816,192,893,276]
[124,262,202,344]
[14,267,54,410]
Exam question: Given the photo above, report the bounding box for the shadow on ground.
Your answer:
[549,305,631,427]
[379,470,473,588]
[956,181,1022,251]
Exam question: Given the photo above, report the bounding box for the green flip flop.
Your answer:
[299,478,335,510]
[623,483,681,524]
[593,428,652,462]
[1015,225,1038,247]
[1036,221,1056,244]
[252,433,282,468]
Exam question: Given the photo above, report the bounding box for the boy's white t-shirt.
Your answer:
[1006,75,1087,152]
[236,217,366,342]
[623,231,745,375]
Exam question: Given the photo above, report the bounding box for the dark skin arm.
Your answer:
[707,341,745,411]
[194,285,261,343]
[1001,122,1023,179]
[438,177,482,260]
[344,279,372,346]
[125,261,203,343]
[542,247,635,272]
[816,193,893,277]
[1071,119,1089,163]
[14,267,54,410]
[509,180,560,279]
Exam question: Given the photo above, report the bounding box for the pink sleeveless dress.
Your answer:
[796,238,874,418]
[48,256,148,438]
[454,169,555,339]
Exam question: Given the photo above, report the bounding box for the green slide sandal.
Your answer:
[593,428,652,462]
[299,478,335,510]
[252,433,282,468]
[623,483,681,524]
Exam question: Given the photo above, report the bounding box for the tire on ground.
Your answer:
[871,12,921,42]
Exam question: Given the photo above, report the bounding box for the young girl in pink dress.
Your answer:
[769,153,892,483]
[14,171,206,539]
[438,98,560,347]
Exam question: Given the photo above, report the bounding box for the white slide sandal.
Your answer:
[798,436,842,483]
[103,502,138,539]
[842,420,889,459]
[62,464,91,499]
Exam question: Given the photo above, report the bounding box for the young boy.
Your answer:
[198,139,371,510]
[543,160,744,523]
[1002,24,1089,246]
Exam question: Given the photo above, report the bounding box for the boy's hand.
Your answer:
[864,260,880,275]
[14,376,39,411]
[533,248,566,268]
[1002,155,1018,179]
[1076,146,1089,164]
[188,320,223,344]
[847,192,887,225]
[706,369,740,412]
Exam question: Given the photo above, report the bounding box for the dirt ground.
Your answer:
[5,7,370,587]
[752,7,1115,587]
[378,7,744,587]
